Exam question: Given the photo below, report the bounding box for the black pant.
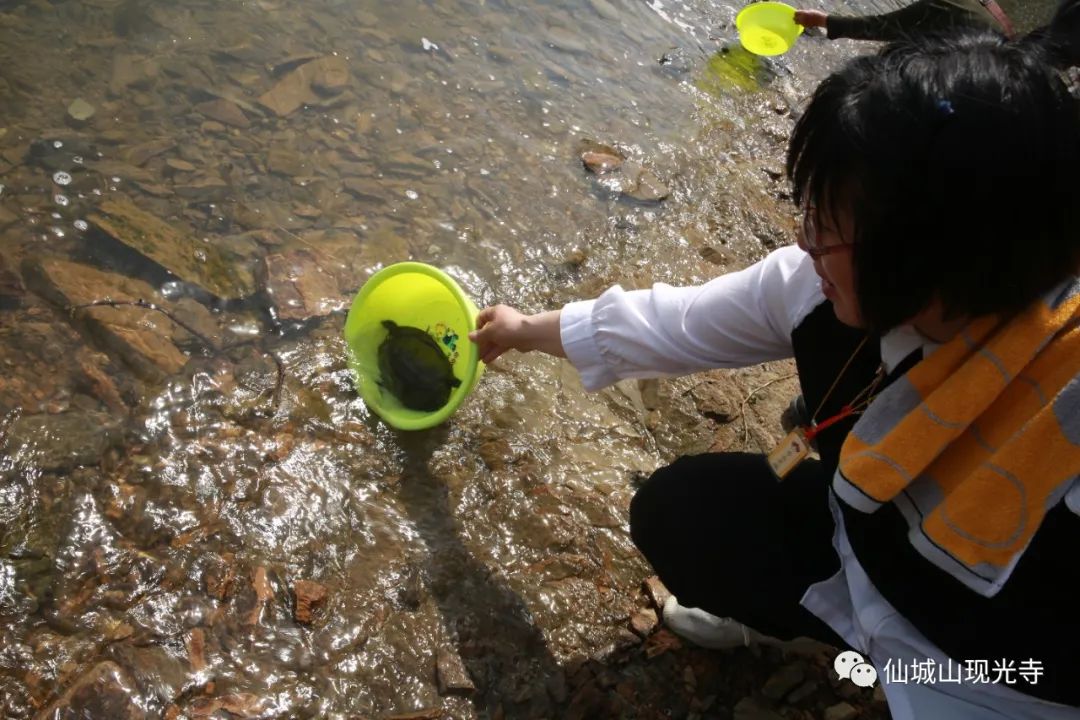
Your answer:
[629,452,845,647]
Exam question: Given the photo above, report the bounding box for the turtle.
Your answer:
[377,320,461,412]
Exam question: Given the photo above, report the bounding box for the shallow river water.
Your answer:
[0,0,1062,718]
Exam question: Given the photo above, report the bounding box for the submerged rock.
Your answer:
[22,256,212,380]
[578,140,624,175]
[0,251,23,298]
[762,663,805,702]
[436,647,475,696]
[189,693,266,718]
[109,54,159,96]
[88,196,256,299]
[37,661,144,720]
[258,56,351,117]
[293,579,328,624]
[194,98,250,129]
[581,150,622,174]
[67,98,96,124]
[629,608,658,638]
[3,410,122,471]
[259,248,346,322]
[123,138,176,166]
[620,161,670,202]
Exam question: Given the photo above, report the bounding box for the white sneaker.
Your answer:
[662,595,760,649]
[662,596,835,655]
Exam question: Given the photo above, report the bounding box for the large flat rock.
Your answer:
[35,661,144,720]
[258,56,350,117]
[259,247,347,321]
[23,257,218,381]
[88,196,256,299]
[4,410,122,472]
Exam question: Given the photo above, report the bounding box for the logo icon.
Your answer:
[834,650,878,688]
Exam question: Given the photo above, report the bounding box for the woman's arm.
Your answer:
[796,1,993,43]
[470,245,825,391]
[470,307,565,364]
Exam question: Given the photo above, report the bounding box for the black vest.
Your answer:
[791,302,1079,707]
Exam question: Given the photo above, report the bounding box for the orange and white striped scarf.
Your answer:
[835,276,1080,597]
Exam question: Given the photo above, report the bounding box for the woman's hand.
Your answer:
[794,9,828,28]
[468,306,565,364]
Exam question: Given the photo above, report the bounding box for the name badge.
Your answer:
[767,428,810,480]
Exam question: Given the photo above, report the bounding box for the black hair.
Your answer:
[1021,0,1080,69]
[786,29,1080,333]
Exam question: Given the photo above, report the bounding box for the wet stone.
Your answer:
[84,159,155,186]
[267,147,308,177]
[88,196,256,299]
[0,251,24,296]
[700,245,730,266]
[258,56,349,117]
[589,0,619,20]
[194,99,251,129]
[67,98,96,124]
[165,158,196,172]
[824,701,858,720]
[643,628,682,658]
[581,150,622,174]
[204,553,237,600]
[733,696,785,720]
[190,693,266,718]
[477,435,514,471]
[786,680,818,705]
[293,579,328,624]
[629,608,658,638]
[124,138,176,166]
[259,248,346,321]
[2,410,121,471]
[22,257,199,380]
[134,181,173,198]
[172,176,229,202]
[110,54,159,96]
[762,663,804,701]
[0,203,19,231]
[642,575,671,610]
[37,661,144,720]
[342,177,388,203]
[186,627,207,671]
[620,161,670,202]
[310,55,350,94]
[384,710,443,720]
[271,52,322,76]
[436,647,475,696]
[1,140,29,167]
[547,26,590,54]
[245,566,274,625]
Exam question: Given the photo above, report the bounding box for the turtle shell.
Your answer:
[377,320,462,412]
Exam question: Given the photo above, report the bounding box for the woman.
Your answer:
[793,0,1021,41]
[793,0,1080,72]
[469,28,1080,720]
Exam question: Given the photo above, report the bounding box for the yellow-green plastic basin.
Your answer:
[736,2,804,56]
[343,262,484,430]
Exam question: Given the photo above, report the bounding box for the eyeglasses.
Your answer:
[802,204,853,259]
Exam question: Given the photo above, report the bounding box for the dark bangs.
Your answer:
[786,30,1080,333]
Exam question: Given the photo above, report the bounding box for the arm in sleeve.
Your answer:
[826,0,989,42]
[559,244,824,391]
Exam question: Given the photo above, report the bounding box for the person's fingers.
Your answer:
[471,306,497,334]
[481,345,507,364]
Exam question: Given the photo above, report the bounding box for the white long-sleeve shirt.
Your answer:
[558,244,1080,720]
